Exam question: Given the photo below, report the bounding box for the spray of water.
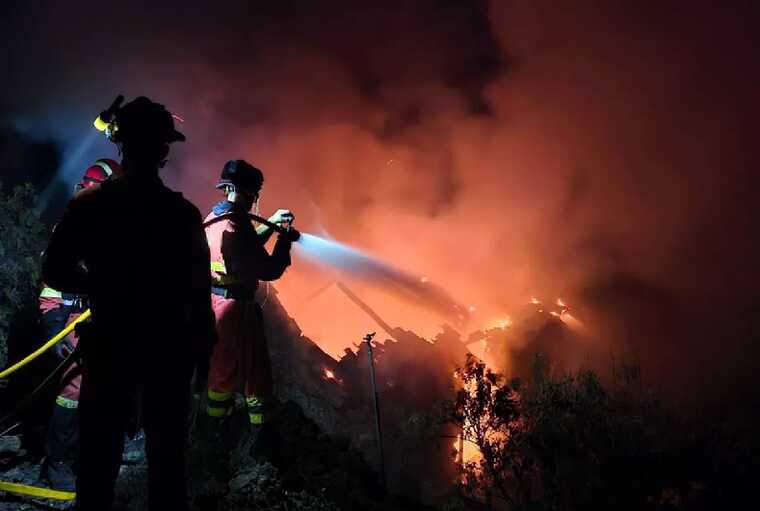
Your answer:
[295,233,467,324]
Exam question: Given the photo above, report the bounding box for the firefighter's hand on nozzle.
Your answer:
[268,209,295,227]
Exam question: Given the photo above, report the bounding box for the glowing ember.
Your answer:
[420,276,429,283]
[557,298,566,307]
[322,368,339,381]
[530,296,541,305]
[550,311,561,317]
[486,316,512,330]
[468,305,477,312]
[559,311,584,329]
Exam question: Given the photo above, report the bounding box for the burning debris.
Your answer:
[322,368,339,382]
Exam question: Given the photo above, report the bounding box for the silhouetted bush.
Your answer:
[450,354,759,510]
[0,183,46,368]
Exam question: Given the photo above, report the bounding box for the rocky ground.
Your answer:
[0,398,421,511]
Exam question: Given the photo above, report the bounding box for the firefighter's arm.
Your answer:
[258,234,292,281]
[40,299,71,338]
[221,226,291,281]
[255,224,275,244]
[243,227,292,281]
[41,198,90,295]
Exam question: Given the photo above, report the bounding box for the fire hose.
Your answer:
[202,211,301,241]
[0,481,75,502]
[0,309,91,380]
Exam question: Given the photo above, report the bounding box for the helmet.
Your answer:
[98,96,185,146]
[216,160,264,195]
[75,158,122,191]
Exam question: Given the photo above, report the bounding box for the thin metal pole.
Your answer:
[459,432,464,471]
[364,332,386,490]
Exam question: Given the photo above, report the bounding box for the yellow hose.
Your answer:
[0,480,75,501]
[0,309,91,380]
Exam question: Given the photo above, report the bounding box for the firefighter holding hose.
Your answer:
[202,160,294,444]
[39,159,122,491]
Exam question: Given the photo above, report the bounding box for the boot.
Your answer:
[123,430,146,463]
[45,460,76,492]
[44,401,79,491]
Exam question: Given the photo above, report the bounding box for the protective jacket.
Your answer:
[205,200,291,294]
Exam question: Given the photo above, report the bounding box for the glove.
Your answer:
[268,209,295,227]
[52,337,75,360]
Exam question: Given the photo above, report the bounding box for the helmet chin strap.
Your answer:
[225,185,259,213]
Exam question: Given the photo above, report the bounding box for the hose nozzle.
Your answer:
[246,212,300,242]
[279,225,301,242]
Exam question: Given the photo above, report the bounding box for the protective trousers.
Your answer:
[45,404,78,462]
[75,362,193,511]
[207,294,272,424]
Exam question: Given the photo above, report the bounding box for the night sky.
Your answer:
[2,1,758,402]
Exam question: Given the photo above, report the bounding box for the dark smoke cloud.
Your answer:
[1,1,758,400]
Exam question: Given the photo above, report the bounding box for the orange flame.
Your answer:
[322,367,342,383]
[559,311,584,329]
[453,438,481,463]
[486,315,512,330]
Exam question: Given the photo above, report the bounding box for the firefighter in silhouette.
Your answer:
[42,96,216,511]
[39,159,122,491]
[203,160,293,438]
